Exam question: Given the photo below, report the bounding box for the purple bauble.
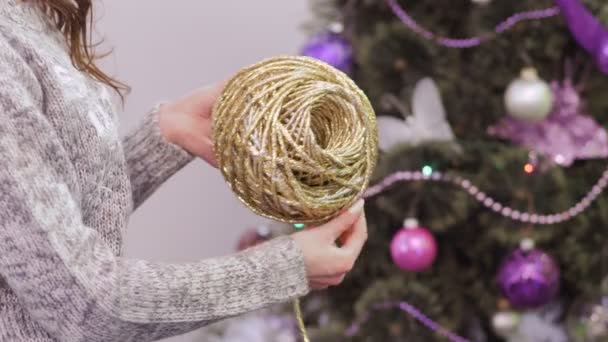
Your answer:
[390,225,437,272]
[497,249,560,309]
[301,32,353,74]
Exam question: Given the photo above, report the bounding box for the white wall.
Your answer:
[96,1,309,341]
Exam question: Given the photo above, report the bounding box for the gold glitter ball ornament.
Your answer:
[212,56,378,224]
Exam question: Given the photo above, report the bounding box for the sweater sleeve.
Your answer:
[0,41,309,342]
[121,105,195,209]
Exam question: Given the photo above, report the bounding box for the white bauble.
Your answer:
[504,68,554,122]
[492,311,521,338]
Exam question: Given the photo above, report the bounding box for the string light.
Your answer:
[524,163,535,174]
[422,165,434,177]
[294,223,306,230]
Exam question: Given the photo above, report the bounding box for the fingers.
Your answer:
[309,274,346,290]
[166,81,226,119]
[316,274,346,285]
[339,212,368,257]
[331,213,367,275]
[193,81,227,118]
[318,199,365,240]
[191,137,217,167]
[292,199,368,292]
[168,112,217,166]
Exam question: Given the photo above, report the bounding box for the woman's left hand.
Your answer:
[158,83,225,167]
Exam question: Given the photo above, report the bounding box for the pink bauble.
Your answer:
[390,225,437,272]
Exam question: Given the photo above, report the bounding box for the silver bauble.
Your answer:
[504,68,554,122]
[567,296,608,341]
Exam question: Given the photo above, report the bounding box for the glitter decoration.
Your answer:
[497,248,560,309]
[212,56,378,225]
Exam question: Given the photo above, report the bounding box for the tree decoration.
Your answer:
[377,78,456,152]
[497,239,561,309]
[554,0,608,74]
[301,31,353,74]
[385,0,559,48]
[567,296,608,341]
[390,218,437,272]
[492,311,521,339]
[365,167,608,225]
[503,68,554,123]
[490,73,608,166]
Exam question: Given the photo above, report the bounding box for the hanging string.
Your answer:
[294,298,310,342]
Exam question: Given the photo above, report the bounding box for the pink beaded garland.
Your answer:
[364,167,608,225]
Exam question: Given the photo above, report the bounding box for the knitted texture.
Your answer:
[0,1,309,341]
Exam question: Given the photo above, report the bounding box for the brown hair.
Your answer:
[38,0,129,99]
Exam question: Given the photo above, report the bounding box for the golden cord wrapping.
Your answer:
[294,298,310,342]
[212,56,378,225]
[212,56,378,340]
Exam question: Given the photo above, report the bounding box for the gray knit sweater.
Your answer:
[0,2,309,341]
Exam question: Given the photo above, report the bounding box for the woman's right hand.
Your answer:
[291,199,368,290]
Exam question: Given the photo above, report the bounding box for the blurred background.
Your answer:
[96,1,309,341]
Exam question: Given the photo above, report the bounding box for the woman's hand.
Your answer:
[158,83,225,167]
[292,199,368,290]
[160,83,368,290]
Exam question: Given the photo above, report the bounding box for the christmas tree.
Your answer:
[296,0,608,341]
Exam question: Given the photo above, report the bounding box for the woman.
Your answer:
[0,1,368,341]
